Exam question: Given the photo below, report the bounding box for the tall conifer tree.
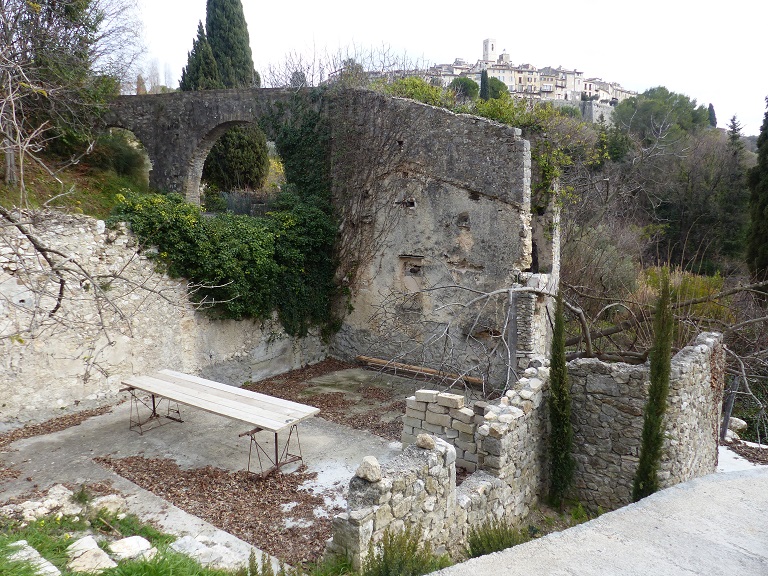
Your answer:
[479,70,490,101]
[747,97,768,283]
[179,22,223,91]
[632,268,673,501]
[548,289,574,509]
[183,0,268,193]
[205,0,259,88]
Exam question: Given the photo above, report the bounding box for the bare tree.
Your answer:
[0,0,144,197]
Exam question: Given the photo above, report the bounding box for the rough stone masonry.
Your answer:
[332,333,724,568]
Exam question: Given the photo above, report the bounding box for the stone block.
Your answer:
[427,403,449,414]
[452,420,475,434]
[415,390,439,402]
[455,438,477,454]
[437,393,465,409]
[402,415,422,428]
[406,397,427,411]
[416,434,436,449]
[375,504,393,530]
[473,401,488,415]
[459,431,474,443]
[450,407,475,423]
[426,411,452,427]
[423,422,445,434]
[405,407,427,419]
[356,456,382,482]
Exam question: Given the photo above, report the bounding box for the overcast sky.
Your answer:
[137,0,767,135]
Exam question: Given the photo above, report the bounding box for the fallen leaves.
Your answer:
[95,456,340,566]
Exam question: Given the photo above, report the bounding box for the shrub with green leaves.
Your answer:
[466,518,529,558]
[361,527,451,576]
[109,189,337,336]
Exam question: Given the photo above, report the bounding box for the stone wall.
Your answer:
[568,332,725,510]
[0,212,325,425]
[328,91,556,382]
[330,362,550,568]
[333,332,725,566]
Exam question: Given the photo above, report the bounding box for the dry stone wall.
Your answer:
[0,212,325,425]
[568,332,724,510]
[330,362,550,568]
[334,333,724,566]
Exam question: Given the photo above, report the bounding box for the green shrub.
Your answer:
[86,129,148,182]
[109,190,337,336]
[361,526,451,576]
[383,78,454,108]
[202,190,227,213]
[466,518,530,558]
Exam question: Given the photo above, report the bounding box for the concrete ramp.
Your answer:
[431,468,768,576]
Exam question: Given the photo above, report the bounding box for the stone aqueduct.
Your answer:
[106,88,300,203]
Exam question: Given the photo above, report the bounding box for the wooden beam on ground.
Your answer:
[356,355,485,387]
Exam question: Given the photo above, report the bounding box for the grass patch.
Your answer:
[361,526,451,576]
[0,153,150,220]
[91,510,176,548]
[102,550,233,576]
[0,509,175,574]
[465,518,530,559]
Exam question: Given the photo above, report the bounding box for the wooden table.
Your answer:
[120,369,319,476]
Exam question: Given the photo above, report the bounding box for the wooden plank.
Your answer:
[122,375,295,432]
[356,355,485,387]
[125,375,292,429]
[157,369,318,418]
[152,372,314,421]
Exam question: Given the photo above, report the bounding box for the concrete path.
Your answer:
[431,467,768,576]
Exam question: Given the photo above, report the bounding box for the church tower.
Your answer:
[482,38,497,62]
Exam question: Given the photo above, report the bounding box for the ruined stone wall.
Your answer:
[567,332,724,510]
[330,362,550,567]
[0,212,325,425]
[328,91,555,385]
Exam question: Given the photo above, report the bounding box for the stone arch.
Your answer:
[185,120,255,204]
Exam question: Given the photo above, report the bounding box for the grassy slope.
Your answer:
[0,158,150,219]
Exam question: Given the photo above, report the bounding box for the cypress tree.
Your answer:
[747,97,768,284]
[632,268,673,501]
[179,22,223,91]
[479,70,490,101]
[548,289,574,509]
[707,103,717,127]
[197,0,268,192]
[205,0,258,88]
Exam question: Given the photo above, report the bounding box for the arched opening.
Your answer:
[188,121,280,213]
[84,126,151,191]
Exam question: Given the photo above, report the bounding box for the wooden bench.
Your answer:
[120,369,319,476]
